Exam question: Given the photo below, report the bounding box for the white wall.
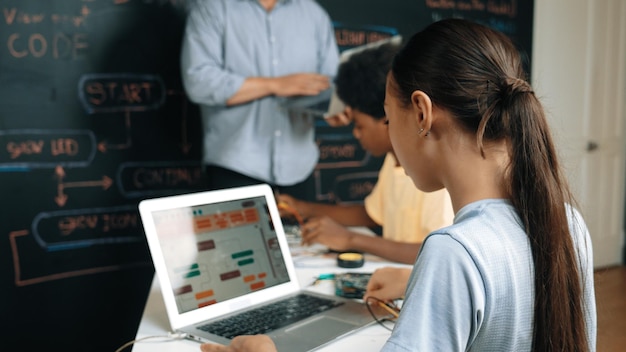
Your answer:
[532,0,626,267]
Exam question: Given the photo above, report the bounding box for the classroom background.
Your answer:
[0,1,624,351]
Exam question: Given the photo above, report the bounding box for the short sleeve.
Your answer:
[381,234,486,352]
[364,154,394,226]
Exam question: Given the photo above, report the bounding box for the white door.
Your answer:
[533,0,626,268]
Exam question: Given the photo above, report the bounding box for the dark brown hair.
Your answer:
[390,18,588,351]
[335,42,401,120]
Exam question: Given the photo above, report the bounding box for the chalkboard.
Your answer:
[301,0,535,203]
[0,1,533,351]
[0,1,200,351]
[317,0,534,73]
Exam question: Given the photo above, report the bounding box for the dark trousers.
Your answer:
[204,165,317,201]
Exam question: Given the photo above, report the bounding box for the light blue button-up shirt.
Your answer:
[181,0,339,185]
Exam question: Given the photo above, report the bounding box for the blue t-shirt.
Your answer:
[382,199,597,351]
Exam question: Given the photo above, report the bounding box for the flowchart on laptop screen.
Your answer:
[152,197,290,314]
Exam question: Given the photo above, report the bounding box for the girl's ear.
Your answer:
[410,90,433,134]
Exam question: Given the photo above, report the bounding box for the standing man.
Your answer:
[181,0,339,195]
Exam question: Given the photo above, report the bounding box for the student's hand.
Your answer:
[271,73,330,97]
[301,216,355,250]
[200,335,277,352]
[364,267,412,302]
[276,194,308,221]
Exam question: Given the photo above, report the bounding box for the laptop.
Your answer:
[138,184,377,351]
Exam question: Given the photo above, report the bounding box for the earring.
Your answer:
[418,128,424,135]
[425,130,430,137]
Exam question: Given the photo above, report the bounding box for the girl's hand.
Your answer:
[364,267,412,302]
[200,335,277,352]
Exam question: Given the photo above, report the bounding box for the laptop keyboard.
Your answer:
[197,294,344,339]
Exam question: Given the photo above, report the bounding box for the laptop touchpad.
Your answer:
[271,316,363,351]
[286,316,358,340]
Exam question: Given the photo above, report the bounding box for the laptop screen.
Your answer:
[150,195,291,314]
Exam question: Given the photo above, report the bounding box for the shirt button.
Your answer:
[275,130,282,137]
[272,59,278,66]
[270,36,276,43]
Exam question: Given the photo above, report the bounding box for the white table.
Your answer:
[130,249,410,352]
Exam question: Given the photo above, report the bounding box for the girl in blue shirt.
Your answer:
[200,18,597,352]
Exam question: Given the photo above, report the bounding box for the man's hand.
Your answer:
[271,73,330,97]
[227,74,330,106]
[200,335,277,352]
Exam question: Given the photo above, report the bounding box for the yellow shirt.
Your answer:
[364,153,454,243]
